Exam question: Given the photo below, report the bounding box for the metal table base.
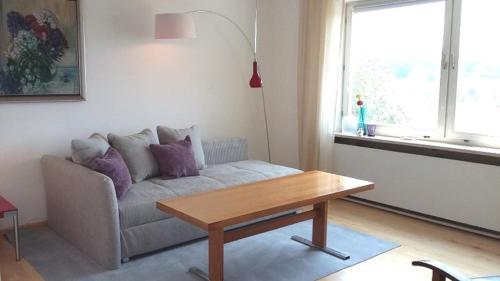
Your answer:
[3,210,20,261]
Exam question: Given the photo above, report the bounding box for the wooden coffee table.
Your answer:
[157,171,374,281]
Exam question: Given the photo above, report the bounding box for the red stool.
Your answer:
[0,196,20,261]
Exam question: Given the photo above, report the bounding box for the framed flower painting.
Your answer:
[0,0,83,102]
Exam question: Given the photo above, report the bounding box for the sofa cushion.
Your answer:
[118,181,177,229]
[108,129,159,183]
[71,133,110,167]
[157,125,206,170]
[118,160,302,229]
[149,175,225,198]
[150,136,199,179]
[198,163,268,187]
[118,176,223,229]
[226,160,302,178]
[90,147,132,199]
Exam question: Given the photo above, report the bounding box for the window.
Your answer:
[342,0,500,148]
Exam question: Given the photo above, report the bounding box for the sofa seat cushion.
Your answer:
[118,177,223,229]
[118,181,176,230]
[118,160,302,229]
[225,160,302,179]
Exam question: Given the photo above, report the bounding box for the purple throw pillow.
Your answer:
[90,147,132,199]
[150,136,200,179]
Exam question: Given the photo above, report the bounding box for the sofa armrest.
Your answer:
[41,155,121,269]
[202,138,249,165]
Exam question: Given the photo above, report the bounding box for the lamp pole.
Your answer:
[183,9,272,163]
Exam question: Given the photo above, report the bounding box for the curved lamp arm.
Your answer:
[184,10,257,59]
[155,7,272,163]
[184,9,271,163]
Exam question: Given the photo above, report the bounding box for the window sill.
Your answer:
[334,133,500,166]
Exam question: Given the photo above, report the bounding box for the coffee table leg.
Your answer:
[209,227,224,281]
[188,226,224,281]
[291,201,350,260]
[312,202,328,248]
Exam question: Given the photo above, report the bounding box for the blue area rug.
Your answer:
[10,221,398,281]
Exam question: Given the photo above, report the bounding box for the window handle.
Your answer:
[450,52,456,70]
[441,52,448,70]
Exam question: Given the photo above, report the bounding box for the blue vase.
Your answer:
[358,106,368,136]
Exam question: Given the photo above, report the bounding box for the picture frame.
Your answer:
[0,0,85,102]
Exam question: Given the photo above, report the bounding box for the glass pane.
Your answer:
[348,2,445,131]
[454,0,500,137]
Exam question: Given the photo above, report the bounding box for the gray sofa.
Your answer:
[41,138,301,269]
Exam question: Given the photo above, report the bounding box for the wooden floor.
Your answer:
[323,200,500,281]
[0,234,43,281]
[0,200,499,281]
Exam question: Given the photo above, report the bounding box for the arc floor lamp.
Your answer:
[155,7,272,163]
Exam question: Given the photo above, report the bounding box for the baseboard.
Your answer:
[0,221,47,235]
[344,196,500,240]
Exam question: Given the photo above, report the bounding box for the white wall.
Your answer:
[258,0,300,168]
[0,0,300,228]
[331,144,500,232]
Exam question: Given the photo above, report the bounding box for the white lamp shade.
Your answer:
[155,13,197,39]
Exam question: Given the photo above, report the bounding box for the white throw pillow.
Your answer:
[108,129,159,183]
[71,133,110,167]
[156,125,206,170]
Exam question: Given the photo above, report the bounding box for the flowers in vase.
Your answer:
[0,9,68,95]
[356,95,368,136]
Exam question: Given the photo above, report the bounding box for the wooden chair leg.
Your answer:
[412,260,472,281]
[432,270,446,281]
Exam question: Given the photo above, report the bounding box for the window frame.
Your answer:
[444,0,500,148]
[341,0,500,149]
